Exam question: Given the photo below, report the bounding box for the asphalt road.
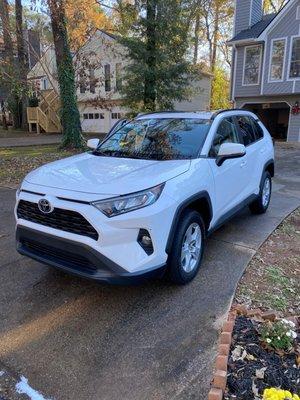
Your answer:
[0,144,299,400]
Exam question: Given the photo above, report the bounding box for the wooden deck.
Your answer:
[27,89,61,133]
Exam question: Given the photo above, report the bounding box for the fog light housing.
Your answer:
[137,229,154,255]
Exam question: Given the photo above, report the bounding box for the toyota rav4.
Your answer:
[15,110,274,285]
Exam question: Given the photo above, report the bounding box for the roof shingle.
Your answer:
[228,13,276,43]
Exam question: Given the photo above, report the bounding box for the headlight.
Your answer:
[92,183,165,217]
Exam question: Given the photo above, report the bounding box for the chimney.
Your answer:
[234,0,263,35]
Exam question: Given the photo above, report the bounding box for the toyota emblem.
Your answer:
[38,198,53,214]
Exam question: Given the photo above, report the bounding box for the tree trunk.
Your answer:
[211,0,220,72]
[193,11,200,64]
[15,0,29,130]
[0,0,20,128]
[47,0,83,148]
[144,0,157,111]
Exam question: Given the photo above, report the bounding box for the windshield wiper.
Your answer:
[92,149,114,157]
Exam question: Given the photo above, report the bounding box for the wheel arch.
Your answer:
[165,191,213,254]
[264,159,275,178]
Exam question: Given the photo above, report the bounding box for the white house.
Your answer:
[27,30,212,134]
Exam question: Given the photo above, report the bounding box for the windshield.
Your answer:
[94,118,211,160]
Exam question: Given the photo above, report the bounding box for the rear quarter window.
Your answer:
[251,119,264,140]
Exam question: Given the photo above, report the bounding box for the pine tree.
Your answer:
[119,0,195,113]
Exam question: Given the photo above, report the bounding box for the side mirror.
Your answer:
[87,138,100,150]
[216,143,246,166]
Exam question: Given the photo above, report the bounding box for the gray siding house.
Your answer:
[228,0,300,142]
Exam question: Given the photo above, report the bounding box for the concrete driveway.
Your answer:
[0,144,299,400]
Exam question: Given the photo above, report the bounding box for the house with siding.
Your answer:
[27,30,212,134]
[228,0,300,142]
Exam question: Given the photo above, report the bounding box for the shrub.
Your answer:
[259,319,297,351]
[28,96,39,107]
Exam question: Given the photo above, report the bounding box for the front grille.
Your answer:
[21,238,97,274]
[17,200,99,240]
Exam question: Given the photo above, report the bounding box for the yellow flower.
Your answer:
[263,388,300,400]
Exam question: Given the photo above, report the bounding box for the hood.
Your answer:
[24,153,191,195]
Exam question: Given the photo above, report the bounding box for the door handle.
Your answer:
[240,161,247,167]
[260,148,266,154]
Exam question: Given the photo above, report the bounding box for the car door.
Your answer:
[206,116,249,223]
[235,115,262,195]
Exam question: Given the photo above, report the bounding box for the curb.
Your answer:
[208,312,236,400]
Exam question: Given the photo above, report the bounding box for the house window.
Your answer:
[42,77,48,90]
[94,113,100,119]
[243,45,262,85]
[116,63,122,91]
[112,112,122,119]
[289,37,300,78]
[88,113,94,119]
[100,113,105,119]
[104,64,111,92]
[79,75,86,94]
[269,39,285,81]
[83,113,88,119]
[89,68,96,94]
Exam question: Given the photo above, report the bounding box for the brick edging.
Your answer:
[208,311,236,400]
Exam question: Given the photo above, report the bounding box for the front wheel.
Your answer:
[249,171,272,214]
[167,210,205,285]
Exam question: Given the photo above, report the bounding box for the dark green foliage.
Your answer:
[28,95,39,107]
[48,0,84,149]
[119,0,195,113]
[58,47,83,149]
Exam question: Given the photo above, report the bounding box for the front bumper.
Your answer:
[16,226,166,284]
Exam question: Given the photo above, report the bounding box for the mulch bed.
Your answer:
[224,316,300,400]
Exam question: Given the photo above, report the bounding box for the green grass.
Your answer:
[266,266,290,287]
[264,294,288,311]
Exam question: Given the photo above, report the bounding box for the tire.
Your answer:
[167,210,205,285]
[249,171,272,214]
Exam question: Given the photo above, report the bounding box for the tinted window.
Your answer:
[96,118,211,160]
[251,119,264,140]
[209,117,241,157]
[236,116,256,146]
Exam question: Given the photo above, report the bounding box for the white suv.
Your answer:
[15,110,274,285]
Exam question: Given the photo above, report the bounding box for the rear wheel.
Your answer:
[167,210,205,285]
[249,171,272,214]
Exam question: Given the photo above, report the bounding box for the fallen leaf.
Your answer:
[252,380,259,397]
[255,367,267,379]
[231,345,247,362]
[246,354,256,361]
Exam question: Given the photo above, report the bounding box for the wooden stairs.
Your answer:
[27,89,62,133]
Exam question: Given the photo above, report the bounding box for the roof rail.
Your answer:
[137,110,212,118]
[210,108,252,120]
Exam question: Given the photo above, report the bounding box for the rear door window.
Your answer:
[236,115,256,146]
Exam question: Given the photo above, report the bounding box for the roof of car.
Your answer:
[136,111,214,120]
[136,109,256,121]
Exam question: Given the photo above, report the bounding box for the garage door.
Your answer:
[81,112,109,133]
